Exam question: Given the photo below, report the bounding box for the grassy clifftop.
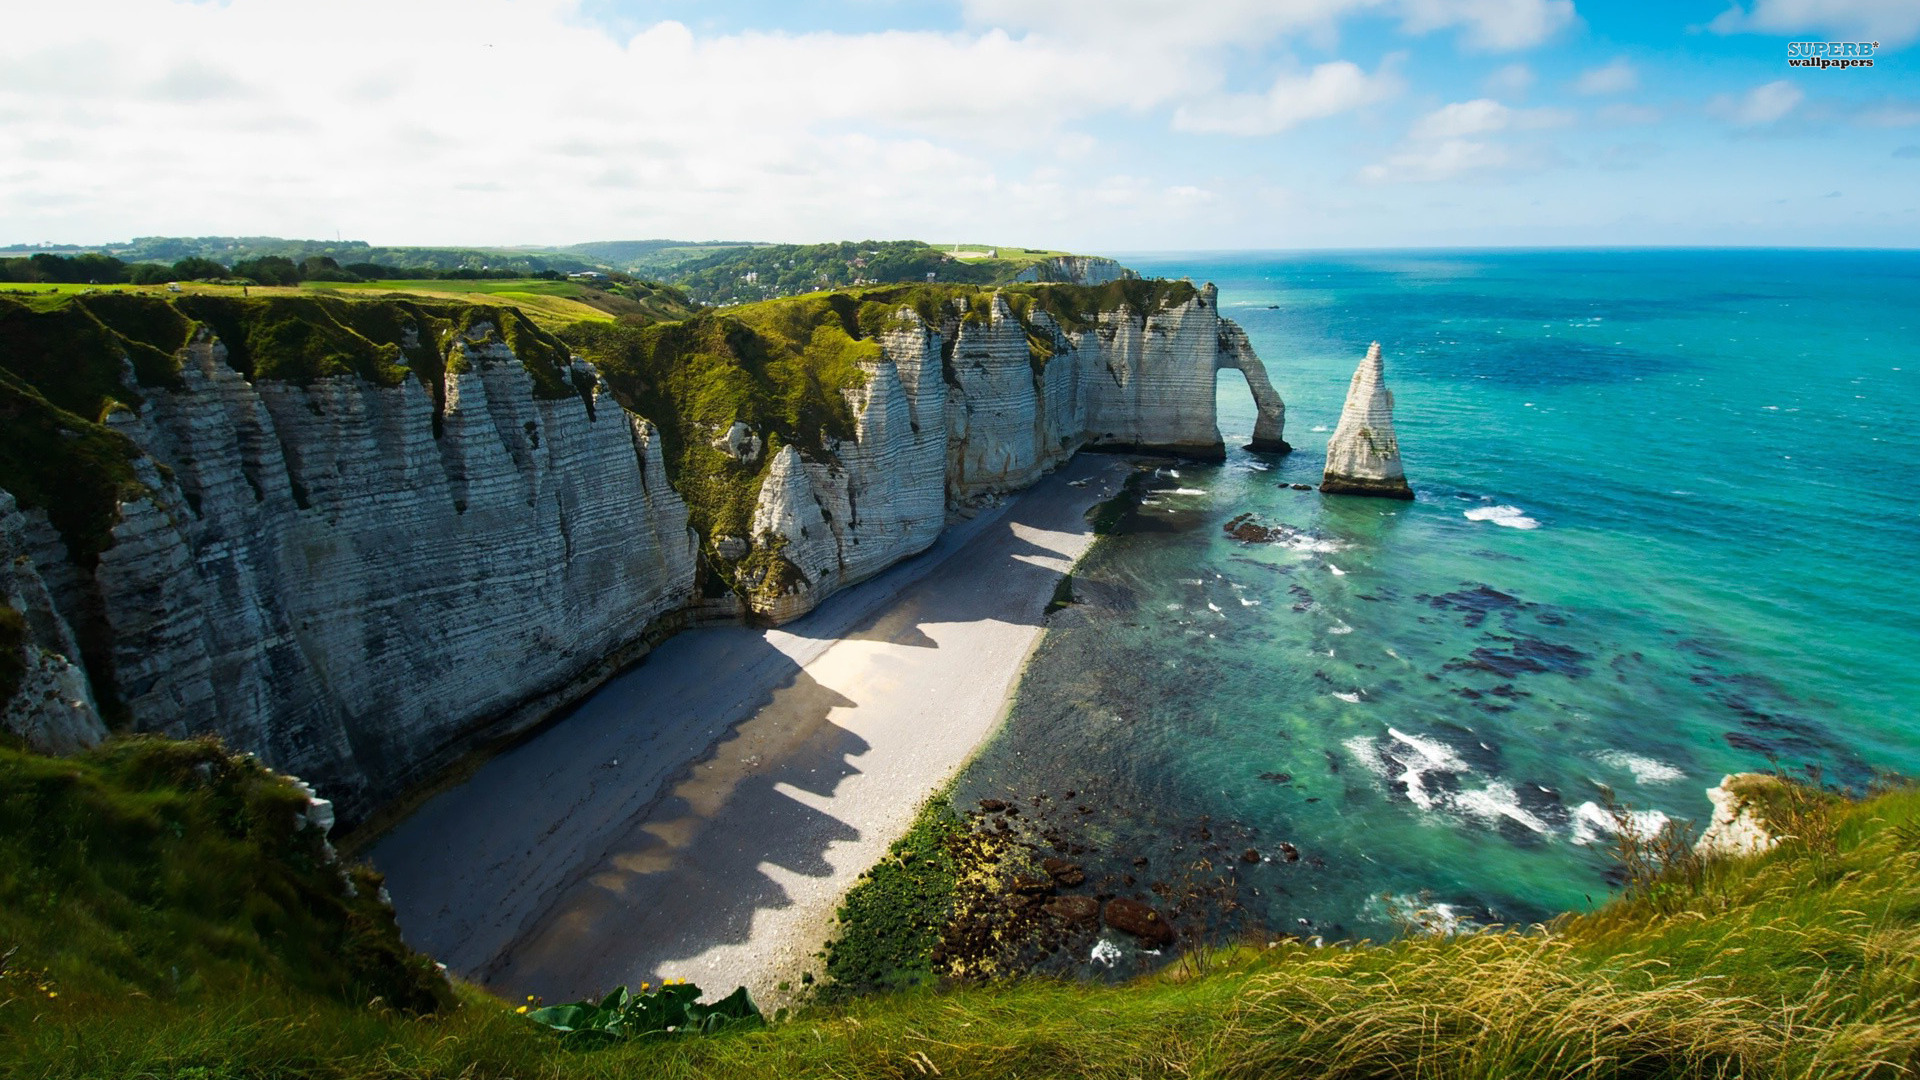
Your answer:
[1,737,1915,1078]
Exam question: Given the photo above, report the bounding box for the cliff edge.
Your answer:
[0,282,1285,822]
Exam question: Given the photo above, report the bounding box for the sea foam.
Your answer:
[1464,505,1541,529]
[1596,750,1685,785]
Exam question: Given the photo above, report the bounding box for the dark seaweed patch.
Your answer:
[1446,635,1593,678]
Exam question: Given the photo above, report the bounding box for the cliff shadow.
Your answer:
[481,661,869,1000]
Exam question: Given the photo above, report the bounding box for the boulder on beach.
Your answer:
[1321,342,1414,500]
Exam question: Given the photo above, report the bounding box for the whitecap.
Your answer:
[1327,564,1347,576]
[1343,735,1388,778]
[1164,603,1182,611]
[1180,578,1204,585]
[1240,597,1260,607]
[1570,802,1671,846]
[1168,469,1181,478]
[1596,750,1685,785]
[1364,893,1481,937]
[1385,727,1470,812]
[1334,691,1362,704]
[1169,487,1207,496]
[1207,601,1223,613]
[1329,623,1353,635]
[1464,505,1540,529]
[1453,781,1552,834]
[1089,938,1123,967]
[1246,461,1272,472]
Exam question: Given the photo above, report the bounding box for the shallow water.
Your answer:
[954,249,1920,968]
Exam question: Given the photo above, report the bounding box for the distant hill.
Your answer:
[560,239,766,278]
[1,236,1136,307]
[0,237,616,277]
[671,240,1134,305]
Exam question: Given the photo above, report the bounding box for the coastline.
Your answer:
[371,453,1132,1005]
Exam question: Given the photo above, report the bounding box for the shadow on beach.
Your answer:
[370,454,1129,1000]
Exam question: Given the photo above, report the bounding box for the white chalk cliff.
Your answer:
[1320,342,1413,499]
[1,284,1283,821]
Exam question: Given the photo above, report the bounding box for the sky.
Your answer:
[3,0,1918,251]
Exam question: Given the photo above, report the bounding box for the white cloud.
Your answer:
[1173,61,1402,135]
[966,0,1577,52]
[1408,98,1571,138]
[1574,58,1638,95]
[0,0,1354,246]
[1413,98,1515,138]
[1709,0,1920,47]
[1364,95,1567,183]
[961,0,1383,51]
[1855,101,1920,126]
[1359,138,1517,182]
[1484,62,1536,97]
[1708,80,1806,126]
[1397,0,1578,50]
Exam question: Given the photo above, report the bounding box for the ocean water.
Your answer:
[953,249,1920,963]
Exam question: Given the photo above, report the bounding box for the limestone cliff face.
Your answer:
[9,322,696,817]
[739,285,1288,620]
[1320,342,1413,500]
[3,283,1284,819]
[1,492,107,755]
[1013,255,1138,286]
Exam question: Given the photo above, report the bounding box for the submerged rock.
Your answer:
[1321,343,1414,500]
[1103,897,1175,947]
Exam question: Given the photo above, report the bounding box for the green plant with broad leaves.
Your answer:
[524,980,763,1043]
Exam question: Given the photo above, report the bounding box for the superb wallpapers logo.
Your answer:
[1786,42,1878,69]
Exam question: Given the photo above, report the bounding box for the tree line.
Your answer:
[0,252,567,286]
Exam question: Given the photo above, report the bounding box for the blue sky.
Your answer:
[2,0,1916,249]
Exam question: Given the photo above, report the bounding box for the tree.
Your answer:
[170,257,228,281]
[232,255,299,286]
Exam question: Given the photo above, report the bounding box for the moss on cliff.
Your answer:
[560,298,875,541]
[0,367,146,568]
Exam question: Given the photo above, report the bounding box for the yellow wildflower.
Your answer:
[516,1005,528,1014]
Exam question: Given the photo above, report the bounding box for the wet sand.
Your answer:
[371,454,1128,1004]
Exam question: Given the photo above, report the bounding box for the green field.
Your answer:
[0,277,698,332]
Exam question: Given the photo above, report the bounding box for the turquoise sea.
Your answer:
[954,249,1920,967]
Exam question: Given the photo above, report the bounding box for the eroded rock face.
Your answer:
[738,286,1290,620]
[1012,255,1137,285]
[50,329,697,818]
[1321,342,1413,500]
[1,491,107,754]
[1695,774,1781,858]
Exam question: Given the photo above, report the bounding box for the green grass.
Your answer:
[2,741,1917,1078]
[0,738,446,1016]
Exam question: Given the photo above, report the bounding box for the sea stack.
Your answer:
[1320,342,1413,499]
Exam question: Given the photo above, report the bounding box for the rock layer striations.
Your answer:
[1320,342,1412,499]
[0,284,1284,821]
